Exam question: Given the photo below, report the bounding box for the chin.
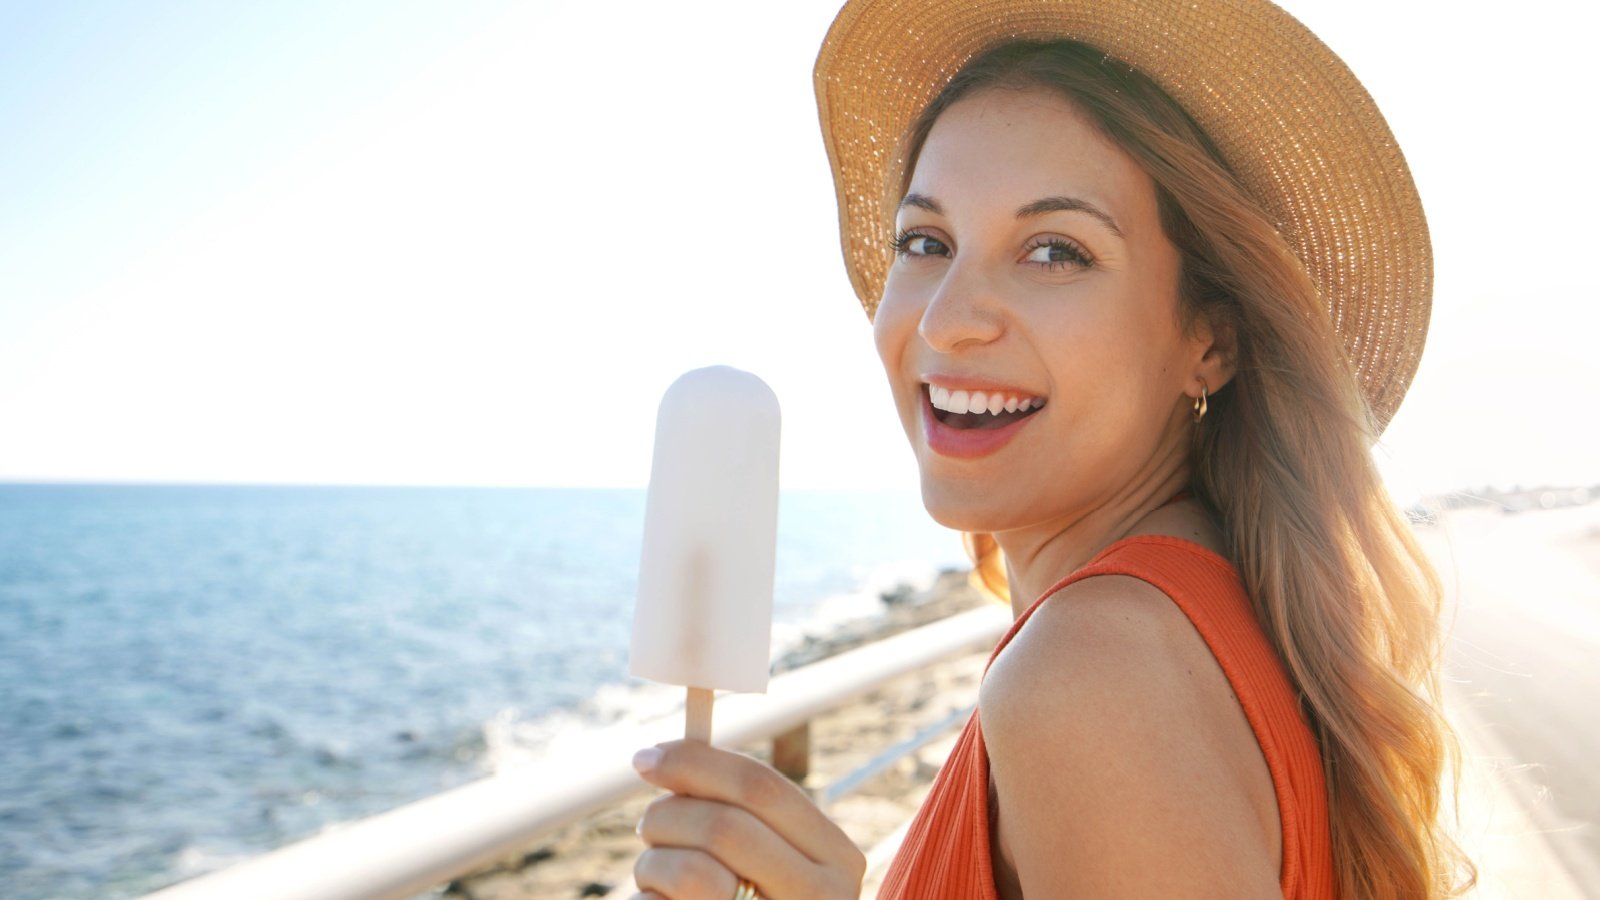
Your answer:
[917,468,1017,534]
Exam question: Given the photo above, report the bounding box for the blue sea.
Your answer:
[0,483,966,899]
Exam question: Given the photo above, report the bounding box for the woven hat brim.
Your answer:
[814,0,1430,432]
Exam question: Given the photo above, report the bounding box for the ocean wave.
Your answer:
[478,559,944,776]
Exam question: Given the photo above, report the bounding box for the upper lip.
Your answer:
[920,373,1046,398]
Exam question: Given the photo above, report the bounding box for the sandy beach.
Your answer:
[443,503,1600,899]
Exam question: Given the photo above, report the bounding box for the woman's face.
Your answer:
[874,86,1209,534]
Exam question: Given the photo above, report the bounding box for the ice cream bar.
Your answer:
[629,366,780,741]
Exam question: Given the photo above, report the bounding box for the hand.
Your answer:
[629,740,866,900]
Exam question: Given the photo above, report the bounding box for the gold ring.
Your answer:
[733,878,764,900]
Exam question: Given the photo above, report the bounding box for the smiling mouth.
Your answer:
[926,383,1047,430]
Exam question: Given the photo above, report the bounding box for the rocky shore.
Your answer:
[443,569,995,900]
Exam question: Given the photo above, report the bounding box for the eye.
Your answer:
[890,229,951,259]
[1023,237,1094,270]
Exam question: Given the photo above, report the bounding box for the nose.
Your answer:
[917,260,1005,353]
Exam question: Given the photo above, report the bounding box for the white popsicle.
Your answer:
[629,366,780,743]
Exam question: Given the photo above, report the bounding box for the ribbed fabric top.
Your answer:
[878,535,1334,899]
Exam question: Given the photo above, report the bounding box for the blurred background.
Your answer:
[1,0,1595,896]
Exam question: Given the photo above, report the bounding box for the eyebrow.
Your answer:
[1015,196,1123,237]
[899,192,1123,238]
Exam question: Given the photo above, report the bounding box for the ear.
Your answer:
[1187,314,1237,398]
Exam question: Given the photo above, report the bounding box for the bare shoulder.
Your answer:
[979,572,1281,898]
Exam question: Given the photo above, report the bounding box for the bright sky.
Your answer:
[1,0,1594,495]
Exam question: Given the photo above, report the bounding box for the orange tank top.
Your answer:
[877,535,1335,899]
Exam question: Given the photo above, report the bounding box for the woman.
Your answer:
[630,0,1472,897]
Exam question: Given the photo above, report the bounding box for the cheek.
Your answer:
[871,288,926,440]
[1033,304,1178,420]
[871,286,920,378]
[871,310,895,371]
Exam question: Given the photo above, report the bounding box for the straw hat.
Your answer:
[814,0,1430,431]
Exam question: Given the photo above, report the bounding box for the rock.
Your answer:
[880,583,917,606]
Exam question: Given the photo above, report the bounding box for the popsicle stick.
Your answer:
[685,687,714,743]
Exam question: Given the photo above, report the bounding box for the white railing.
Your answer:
[145,604,1011,900]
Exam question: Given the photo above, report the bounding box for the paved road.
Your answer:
[1416,504,1600,893]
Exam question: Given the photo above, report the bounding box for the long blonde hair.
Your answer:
[907,41,1473,898]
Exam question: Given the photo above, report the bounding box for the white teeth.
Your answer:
[927,383,1046,415]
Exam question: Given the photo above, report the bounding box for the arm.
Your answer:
[630,739,866,900]
[980,574,1281,899]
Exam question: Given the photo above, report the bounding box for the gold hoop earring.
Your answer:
[1192,380,1208,423]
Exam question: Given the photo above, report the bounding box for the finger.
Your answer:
[633,740,854,866]
[634,846,738,900]
[638,794,813,897]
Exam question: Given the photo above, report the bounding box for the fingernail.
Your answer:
[632,747,663,773]
[635,817,644,837]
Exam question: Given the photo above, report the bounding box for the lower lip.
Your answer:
[921,390,1041,460]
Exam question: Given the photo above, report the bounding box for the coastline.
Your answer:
[1,484,972,898]
[442,504,1600,899]
[444,569,995,900]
